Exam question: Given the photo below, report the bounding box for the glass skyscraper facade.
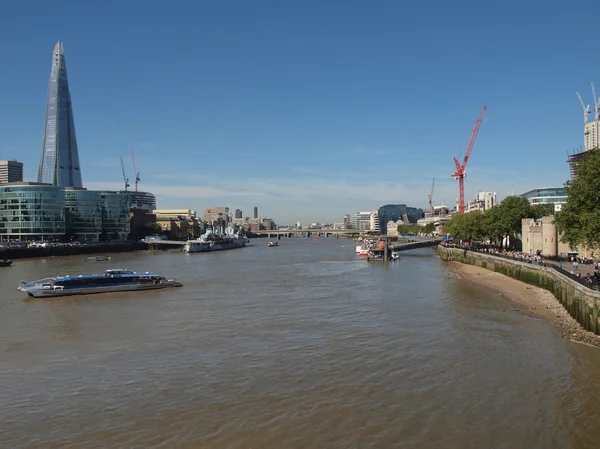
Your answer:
[0,184,129,242]
[38,41,83,188]
[0,183,66,242]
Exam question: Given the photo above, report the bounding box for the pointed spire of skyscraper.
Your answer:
[38,41,83,187]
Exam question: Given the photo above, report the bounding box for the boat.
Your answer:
[268,241,279,247]
[18,269,183,298]
[183,226,247,253]
[315,236,320,240]
[0,259,12,267]
[85,256,112,262]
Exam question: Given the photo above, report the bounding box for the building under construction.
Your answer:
[569,82,600,179]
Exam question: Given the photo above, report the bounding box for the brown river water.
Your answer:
[2,238,600,448]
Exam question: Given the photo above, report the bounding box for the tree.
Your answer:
[443,212,485,241]
[491,195,533,239]
[443,195,535,244]
[556,149,600,249]
[532,203,555,218]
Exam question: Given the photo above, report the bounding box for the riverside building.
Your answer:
[0,42,139,242]
[0,183,130,242]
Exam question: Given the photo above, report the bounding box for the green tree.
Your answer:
[423,223,435,234]
[444,195,535,244]
[556,149,600,249]
[531,203,555,218]
[443,212,485,241]
[490,195,532,239]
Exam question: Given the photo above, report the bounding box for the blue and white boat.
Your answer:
[18,269,183,298]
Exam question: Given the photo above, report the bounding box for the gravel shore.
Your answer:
[448,261,600,348]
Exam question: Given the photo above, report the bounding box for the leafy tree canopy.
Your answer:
[443,195,549,243]
[556,149,600,249]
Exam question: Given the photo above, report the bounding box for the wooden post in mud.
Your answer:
[384,237,389,262]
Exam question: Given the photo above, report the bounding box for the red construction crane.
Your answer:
[451,106,487,214]
[428,178,435,215]
[130,145,141,192]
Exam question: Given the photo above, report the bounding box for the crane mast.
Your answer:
[592,82,600,120]
[120,156,130,191]
[130,145,140,192]
[428,178,435,215]
[576,92,591,123]
[451,106,487,214]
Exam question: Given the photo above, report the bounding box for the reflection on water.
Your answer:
[1,239,600,448]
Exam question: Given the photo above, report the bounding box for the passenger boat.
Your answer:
[268,241,279,247]
[18,269,183,298]
[183,226,247,253]
[0,259,12,267]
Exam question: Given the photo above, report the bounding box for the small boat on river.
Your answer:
[0,259,12,267]
[18,269,183,298]
[268,241,279,247]
[85,256,112,262]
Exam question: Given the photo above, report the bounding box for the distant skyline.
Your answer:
[0,1,597,223]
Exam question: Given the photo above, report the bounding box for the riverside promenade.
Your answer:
[438,245,600,338]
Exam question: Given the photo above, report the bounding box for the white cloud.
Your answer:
[84,161,569,223]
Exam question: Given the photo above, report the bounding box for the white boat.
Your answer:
[268,241,279,247]
[18,269,183,298]
[183,226,247,253]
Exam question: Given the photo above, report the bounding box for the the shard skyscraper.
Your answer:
[38,41,83,187]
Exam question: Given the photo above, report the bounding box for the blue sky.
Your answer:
[0,0,598,223]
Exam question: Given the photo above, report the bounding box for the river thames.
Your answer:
[2,238,600,448]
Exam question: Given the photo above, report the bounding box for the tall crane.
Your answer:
[428,178,435,215]
[451,106,487,214]
[130,145,140,192]
[576,92,591,123]
[120,156,130,191]
[591,82,600,120]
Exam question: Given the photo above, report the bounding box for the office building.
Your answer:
[350,211,371,231]
[123,190,157,212]
[0,183,129,242]
[154,209,203,239]
[235,209,242,219]
[204,207,229,225]
[38,42,83,187]
[369,209,379,232]
[0,160,23,183]
[253,206,258,219]
[378,204,424,234]
[521,187,567,212]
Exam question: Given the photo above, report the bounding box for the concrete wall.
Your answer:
[438,245,600,335]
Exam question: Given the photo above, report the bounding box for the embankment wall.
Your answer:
[438,245,600,335]
[0,241,148,260]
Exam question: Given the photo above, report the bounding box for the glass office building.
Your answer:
[64,189,102,242]
[38,41,83,188]
[0,184,129,242]
[520,188,567,212]
[378,204,424,234]
[101,191,131,241]
[0,183,66,242]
